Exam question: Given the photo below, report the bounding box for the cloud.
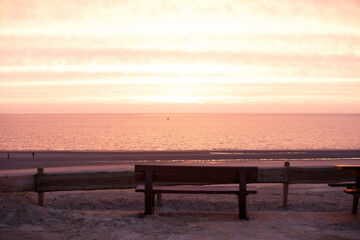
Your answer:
[1,0,359,35]
[1,47,359,80]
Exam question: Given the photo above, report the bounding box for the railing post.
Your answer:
[283,161,290,207]
[36,168,44,207]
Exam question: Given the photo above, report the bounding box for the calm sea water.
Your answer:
[0,114,359,151]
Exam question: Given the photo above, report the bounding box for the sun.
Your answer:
[147,96,203,104]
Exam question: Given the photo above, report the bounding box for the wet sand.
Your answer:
[1,150,360,172]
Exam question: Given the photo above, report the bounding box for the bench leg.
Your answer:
[352,196,358,214]
[352,175,359,214]
[239,173,248,220]
[152,193,155,208]
[144,170,154,215]
[156,193,162,207]
[37,192,44,207]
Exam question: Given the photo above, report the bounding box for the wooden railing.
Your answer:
[0,162,354,207]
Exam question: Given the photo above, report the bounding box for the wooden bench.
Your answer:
[135,165,258,219]
[328,182,359,214]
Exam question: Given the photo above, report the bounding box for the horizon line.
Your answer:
[1,112,360,115]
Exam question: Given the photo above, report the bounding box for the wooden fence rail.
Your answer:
[0,163,354,207]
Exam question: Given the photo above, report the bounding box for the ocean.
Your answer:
[0,113,359,151]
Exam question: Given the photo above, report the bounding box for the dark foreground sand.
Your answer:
[0,151,359,239]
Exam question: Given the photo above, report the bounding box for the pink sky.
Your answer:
[0,0,360,113]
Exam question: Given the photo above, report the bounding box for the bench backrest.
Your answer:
[135,165,258,184]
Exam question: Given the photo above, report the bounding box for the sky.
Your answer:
[0,0,360,113]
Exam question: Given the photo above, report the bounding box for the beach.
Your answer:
[0,151,359,239]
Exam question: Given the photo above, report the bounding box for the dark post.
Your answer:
[352,193,359,214]
[352,170,359,214]
[36,168,44,207]
[32,152,35,158]
[238,172,247,220]
[7,153,9,159]
[144,170,153,215]
[283,161,290,207]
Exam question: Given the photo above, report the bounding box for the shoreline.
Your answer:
[2,149,360,153]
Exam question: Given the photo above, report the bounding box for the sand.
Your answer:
[0,151,359,239]
[0,182,359,239]
[0,184,360,240]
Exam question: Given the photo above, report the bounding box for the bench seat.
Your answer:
[136,185,257,194]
